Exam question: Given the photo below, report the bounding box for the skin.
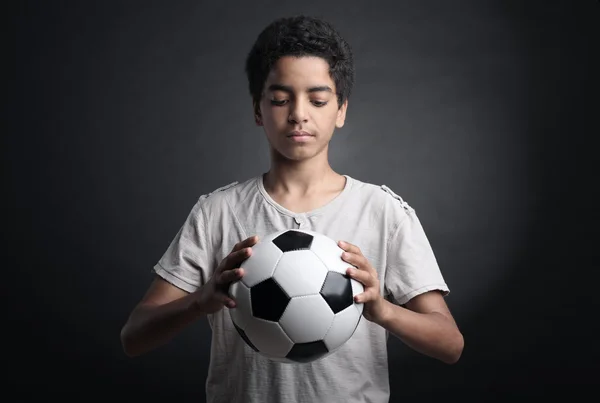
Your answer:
[255,56,348,201]
[120,55,464,365]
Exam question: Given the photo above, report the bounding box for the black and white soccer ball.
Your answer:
[228,229,364,364]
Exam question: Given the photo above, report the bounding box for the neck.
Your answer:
[264,150,340,196]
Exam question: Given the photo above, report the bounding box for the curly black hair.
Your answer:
[245,15,355,111]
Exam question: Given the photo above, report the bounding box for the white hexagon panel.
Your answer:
[308,232,349,274]
[279,295,335,343]
[241,238,284,288]
[323,304,363,352]
[244,318,294,358]
[273,250,328,298]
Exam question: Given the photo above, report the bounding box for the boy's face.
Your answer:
[255,56,348,162]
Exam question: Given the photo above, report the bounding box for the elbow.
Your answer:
[120,325,141,358]
[442,332,464,365]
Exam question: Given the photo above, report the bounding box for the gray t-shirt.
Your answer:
[153,174,449,403]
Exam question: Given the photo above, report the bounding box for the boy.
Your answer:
[120,15,464,403]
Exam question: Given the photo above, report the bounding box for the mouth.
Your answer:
[287,131,314,138]
[286,130,315,143]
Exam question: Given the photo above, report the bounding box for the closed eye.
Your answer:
[270,100,328,107]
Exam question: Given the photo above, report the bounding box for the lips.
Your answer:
[286,130,315,143]
[288,131,314,137]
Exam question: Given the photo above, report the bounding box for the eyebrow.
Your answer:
[267,84,334,94]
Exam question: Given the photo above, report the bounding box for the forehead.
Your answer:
[266,56,335,89]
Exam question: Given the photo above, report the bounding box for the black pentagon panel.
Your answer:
[320,271,354,314]
[286,341,330,363]
[273,230,314,252]
[232,322,259,352]
[251,278,290,321]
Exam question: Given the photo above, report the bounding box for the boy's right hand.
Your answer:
[194,235,259,314]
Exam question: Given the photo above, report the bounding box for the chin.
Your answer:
[266,135,329,161]
[281,151,315,162]
[271,146,317,162]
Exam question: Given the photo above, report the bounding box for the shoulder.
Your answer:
[379,184,415,215]
[196,175,259,209]
[199,181,240,203]
[348,175,416,217]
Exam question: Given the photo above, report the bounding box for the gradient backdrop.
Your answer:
[7,0,598,401]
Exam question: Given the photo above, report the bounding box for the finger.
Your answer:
[342,251,378,278]
[341,251,368,269]
[338,240,362,255]
[220,247,252,273]
[341,251,354,264]
[353,291,375,304]
[218,267,244,285]
[222,295,236,309]
[346,267,376,286]
[231,235,259,253]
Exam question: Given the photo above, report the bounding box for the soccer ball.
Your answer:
[228,229,364,364]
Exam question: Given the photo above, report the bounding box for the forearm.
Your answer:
[120,291,204,357]
[375,300,464,364]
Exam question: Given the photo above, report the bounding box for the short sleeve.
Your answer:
[153,198,211,293]
[384,204,450,306]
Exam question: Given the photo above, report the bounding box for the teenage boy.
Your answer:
[121,15,464,403]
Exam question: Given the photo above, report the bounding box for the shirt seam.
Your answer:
[384,204,409,302]
[225,187,248,240]
[386,210,408,250]
[198,198,211,282]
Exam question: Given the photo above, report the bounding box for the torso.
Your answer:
[153,173,448,403]
[201,174,395,403]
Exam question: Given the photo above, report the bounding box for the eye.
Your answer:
[312,101,328,107]
[270,99,288,106]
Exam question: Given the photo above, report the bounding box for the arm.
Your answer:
[120,235,258,357]
[339,240,464,365]
[374,291,464,364]
[120,277,204,357]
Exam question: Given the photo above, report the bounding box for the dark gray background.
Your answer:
[7,0,598,400]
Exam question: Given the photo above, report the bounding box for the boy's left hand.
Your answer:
[338,240,388,323]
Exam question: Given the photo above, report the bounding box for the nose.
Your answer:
[288,100,308,124]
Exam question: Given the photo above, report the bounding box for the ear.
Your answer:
[335,99,348,128]
[253,101,263,126]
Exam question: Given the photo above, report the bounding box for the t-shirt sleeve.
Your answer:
[384,204,450,306]
[153,197,210,293]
